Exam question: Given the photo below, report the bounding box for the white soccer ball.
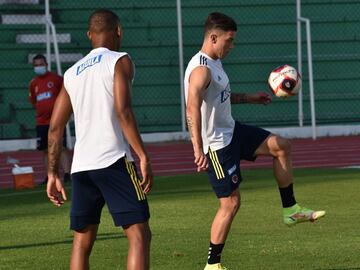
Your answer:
[268,65,302,98]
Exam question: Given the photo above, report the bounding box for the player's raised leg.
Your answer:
[255,134,326,225]
[70,224,98,270]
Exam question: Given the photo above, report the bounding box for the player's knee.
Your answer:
[145,226,152,244]
[275,136,291,157]
[232,191,241,214]
[142,223,151,243]
[221,196,241,216]
[72,234,95,255]
[234,197,241,214]
[125,223,151,246]
[230,200,240,217]
[280,137,291,154]
[232,202,240,216]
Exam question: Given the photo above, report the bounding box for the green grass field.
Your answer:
[1,168,360,270]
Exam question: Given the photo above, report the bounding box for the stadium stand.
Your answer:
[0,0,359,139]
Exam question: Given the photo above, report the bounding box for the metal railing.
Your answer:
[45,0,72,148]
[297,0,317,140]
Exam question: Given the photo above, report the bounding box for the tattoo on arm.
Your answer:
[231,93,248,104]
[186,116,194,138]
[48,138,62,175]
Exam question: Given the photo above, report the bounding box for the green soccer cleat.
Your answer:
[204,263,228,270]
[283,204,326,226]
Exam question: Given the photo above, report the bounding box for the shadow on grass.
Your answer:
[0,232,125,251]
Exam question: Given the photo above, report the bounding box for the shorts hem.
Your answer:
[112,211,150,227]
[70,215,101,231]
[213,181,241,198]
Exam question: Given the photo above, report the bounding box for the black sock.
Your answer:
[207,242,224,264]
[279,183,296,208]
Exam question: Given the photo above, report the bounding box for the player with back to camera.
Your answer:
[184,12,326,270]
[46,9,153,270]
[29,54,71,184]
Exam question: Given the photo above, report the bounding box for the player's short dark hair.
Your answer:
[204,12,237,34]
[32,54,47,63]
[88,9,120,33]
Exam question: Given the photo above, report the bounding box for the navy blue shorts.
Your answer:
[36,125,67,151]
[70,157,150,231]
[206,121,271,198]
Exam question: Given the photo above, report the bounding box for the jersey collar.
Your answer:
[90,47,110,54]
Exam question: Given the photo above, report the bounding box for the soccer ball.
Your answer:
[268,65,302,98]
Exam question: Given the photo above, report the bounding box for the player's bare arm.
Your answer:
[114,55,153,193]
[230,93,248,104]
[231,92,272,105]
[47,86,72,206]
[186,66,210,172]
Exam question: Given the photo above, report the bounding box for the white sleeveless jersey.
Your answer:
[184,51,235,154]
[64,47,134,173]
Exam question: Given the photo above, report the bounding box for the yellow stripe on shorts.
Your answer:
[208,149,225,179]
[125,159,145,201]
[129,162,146,201]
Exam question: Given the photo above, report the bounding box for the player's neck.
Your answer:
[91,36,119,52]
[200,44,218,60]
[92,44,117,51]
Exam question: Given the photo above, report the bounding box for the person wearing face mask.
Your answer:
[28,54,71,184]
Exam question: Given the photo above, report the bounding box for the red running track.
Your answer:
[1,136,359,189]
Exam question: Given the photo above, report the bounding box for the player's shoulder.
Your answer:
[110,51,134,75]
[191,51,205,62]
[116,52,133,64]
[109,49,128,56]
[64,55,85,78]
[187,51,212,69]
[186,52,211,75]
